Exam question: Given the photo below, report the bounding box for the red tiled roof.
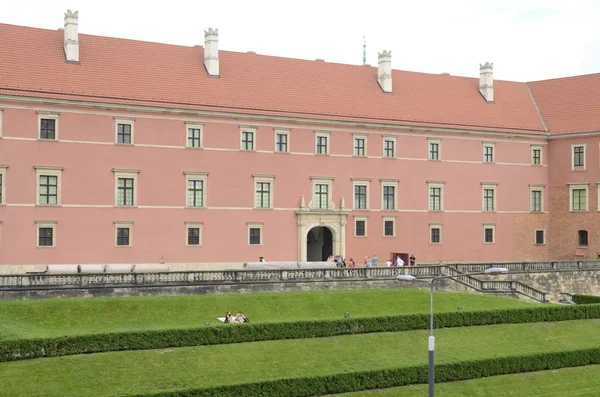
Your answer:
[0,23,549,134]
[528,74,600,135]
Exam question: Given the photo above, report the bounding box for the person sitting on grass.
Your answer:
[224,311,232,323]
[235,312,246,323]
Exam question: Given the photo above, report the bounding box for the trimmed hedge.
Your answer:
[573,294,600,304]
[3,303,600,362]
[130,348,600,396]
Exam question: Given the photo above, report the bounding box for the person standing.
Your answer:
[409,255,416,267]
[396,255,404,267]
[365,256,372,267]
[372,254,379,267]
[385,258,392,267]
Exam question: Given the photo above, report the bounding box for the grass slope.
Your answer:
[0,319,598,397]
[0,289,531,340]
[338,365,600,396]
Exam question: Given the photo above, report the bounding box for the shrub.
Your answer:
[2,304,600,362]
[572,294,600,304]
[129,348,600,396]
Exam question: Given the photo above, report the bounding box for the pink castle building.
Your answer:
[0,10,599,273]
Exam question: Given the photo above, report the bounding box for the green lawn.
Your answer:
[338,365,600,396]
[1,319,598,396]
[0,289,532,340]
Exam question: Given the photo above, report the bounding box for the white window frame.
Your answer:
[315,131,330,155]
[354,216,368,238]
[353,134,367,157]
[383,216,396,237]
[383,137,396,159]
[37,112,60,141]
[483,142,495,163]
[483,223,495,244]
[185,122,203,149]
[529,185,545,213]
[240,127,256,152]
[34,166,63,206]
[380,179,399,211]
[274,129,290,153]
[429,223,442,244]
[185,221,203,247]
[35,220,57,248]
[352,178,371,210]
[569,183,589,212]
[0,165,7,205]
[481,183,498,212]
[113,169,140,207]
[531,145,543,166]
[427,181,444,211]
[428,139,441,161]
[253,174,275,209]
[114,117,135,145]
[571,144,586,170]
[184,171,208,208]
[535,229,546,245]
[114,221,134,247]
[247,222,264,246]
[310,176,334,209]
[0,109,3,138]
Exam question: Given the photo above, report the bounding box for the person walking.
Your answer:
[395,255,404,267]
[365,256,372,268]
[372,254,379,267]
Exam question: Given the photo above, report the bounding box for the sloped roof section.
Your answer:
[0,23,547,134]
[528,73,600,135]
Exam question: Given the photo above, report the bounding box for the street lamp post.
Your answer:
[395,267,509,397]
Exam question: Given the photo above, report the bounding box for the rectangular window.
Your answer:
[383,219,395,237]
[429,141,440,160]
[276,133,288,153]
[354,185,367,209]
[383,186,396,210]
[117,123,132,144]
[573,145,585,167]
[316,135,328,154]
[482,185,496,212]
[0,172,3,205]
[355,219,366,237]
[187,127,202,148]
[187,227,200,245]
[116,227,130,246]
[484,225,495,243]
[429,186,442,211]
[483,144,494,163]
[255,182,271,208]
[531,190,542,212]
[354,137,366,157]
[315,184,329,209]
[249,227,262,245]
[39,175,58,205]
[39,227,53,246]
[241,130,254,151]
[572,189,587,211]
[40,118,56,140]
[430,225,441,244]
[535,230,545,245]
[383,139,395,158]
[117,178,135,206]
[36,221,57,248]
[532,147,542,165]
[187,180,204,207]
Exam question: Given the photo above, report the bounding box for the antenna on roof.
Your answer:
[362,34,367,66]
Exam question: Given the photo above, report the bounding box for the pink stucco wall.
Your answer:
[0,101,549,270]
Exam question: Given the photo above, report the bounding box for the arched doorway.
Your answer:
[307,227,333,261]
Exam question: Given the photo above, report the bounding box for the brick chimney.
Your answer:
[204,28,219,77]
[377,51,392,93]
[479,62,494,102]
[63,10,79,63]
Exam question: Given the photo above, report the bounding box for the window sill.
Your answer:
[570,210,588,213]
[353,155,367,158]
[315,153,330,156]
[36,246,56,248]
[531,164,543,167]
[429,242,442,245]
[114,143,134,146]
[254,207,274,210]
[114,205,138,208]
[383,235,396,238]
[484,242,495,244]
[274,151,291,154]
[428,209,444,213]
[535,243,546,246]
[186,244,203,247]
[36,204,62,207]
[482,161,495,164]
[248,244,263,246]
[185,146,204,150]
[185,206,207,210]
[482,210,497,213]
[37,138,58,142]
[530,210,543,214]
[381,209,398,212]
[354,235,368,238]
[114,245,133,248]
[382,157,396,160]
[428,159,441,162]
[240,149,257,152]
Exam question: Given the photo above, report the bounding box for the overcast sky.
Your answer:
[3,0,600,82]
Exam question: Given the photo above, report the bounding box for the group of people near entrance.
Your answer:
[327,254,416,268]
[224,311,248,324]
